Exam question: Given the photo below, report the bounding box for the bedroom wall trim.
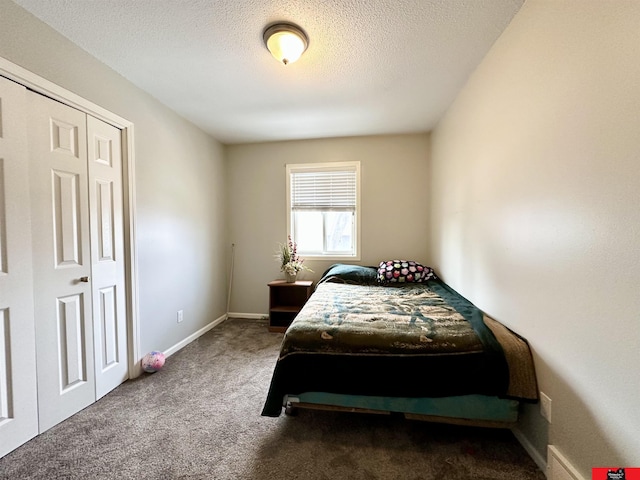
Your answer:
[163,314,227,358]
[547,445,586,480]
[511,426,546,474]
[0,55,142,379]
[227,312,269,320]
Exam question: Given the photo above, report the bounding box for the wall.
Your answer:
[0,0,228,355]
[430,0,640,475]
[226,134,430,315]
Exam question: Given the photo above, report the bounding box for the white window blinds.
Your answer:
[290,167,357,212]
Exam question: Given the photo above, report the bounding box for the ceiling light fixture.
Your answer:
[263,22,309,66]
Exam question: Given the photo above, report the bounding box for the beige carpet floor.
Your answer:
[0,318,545,479]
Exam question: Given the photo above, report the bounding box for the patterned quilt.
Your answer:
[280,282,495,358]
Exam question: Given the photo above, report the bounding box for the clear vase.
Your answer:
[285,272,297,283]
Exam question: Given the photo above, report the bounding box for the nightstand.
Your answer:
[267,280,313,333]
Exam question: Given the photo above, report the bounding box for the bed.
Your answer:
[261,263,538,428]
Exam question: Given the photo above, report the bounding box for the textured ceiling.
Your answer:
[13,0,524,144]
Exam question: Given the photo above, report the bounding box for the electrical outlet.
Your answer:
[540,391,552,423]
[177,309,184,323]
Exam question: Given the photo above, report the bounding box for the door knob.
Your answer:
[79,276,90,283]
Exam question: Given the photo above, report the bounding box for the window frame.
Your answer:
[286,161,361,261]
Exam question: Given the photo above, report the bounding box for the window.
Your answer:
[287,162,360,259]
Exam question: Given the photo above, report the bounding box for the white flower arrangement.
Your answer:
[276,236,312,276]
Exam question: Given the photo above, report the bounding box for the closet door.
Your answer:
[28,92,95,433]
[87,116,128,399]
[0,77,38,457]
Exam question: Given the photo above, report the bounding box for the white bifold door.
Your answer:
[0,75,39,458]
[0,74,129,457]
[28,91,128,433]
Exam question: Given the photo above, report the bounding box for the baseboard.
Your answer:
[547,445,586,480]
[163,313,227,358]
[226,312,269,320]
[511,426,547,474]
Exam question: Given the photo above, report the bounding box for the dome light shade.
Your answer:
[263,23,308,65]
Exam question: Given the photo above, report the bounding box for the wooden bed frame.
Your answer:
[283,392,520,429]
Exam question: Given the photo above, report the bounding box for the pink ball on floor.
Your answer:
[142,351,165,373]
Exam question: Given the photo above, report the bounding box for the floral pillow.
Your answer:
[377,260,435,284]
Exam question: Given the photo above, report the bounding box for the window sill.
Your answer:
[302,254,361,262]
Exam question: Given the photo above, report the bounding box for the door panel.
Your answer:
[50,117,80,157]
[0,309,12,419]
[98,286,117,367]
[87,116,127,399]
[52,170,83,266]
[0,163,5,276]
[0,77,39,457]
[28,91,95,433]
[57,294,87,391]
[96,180,114,261]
